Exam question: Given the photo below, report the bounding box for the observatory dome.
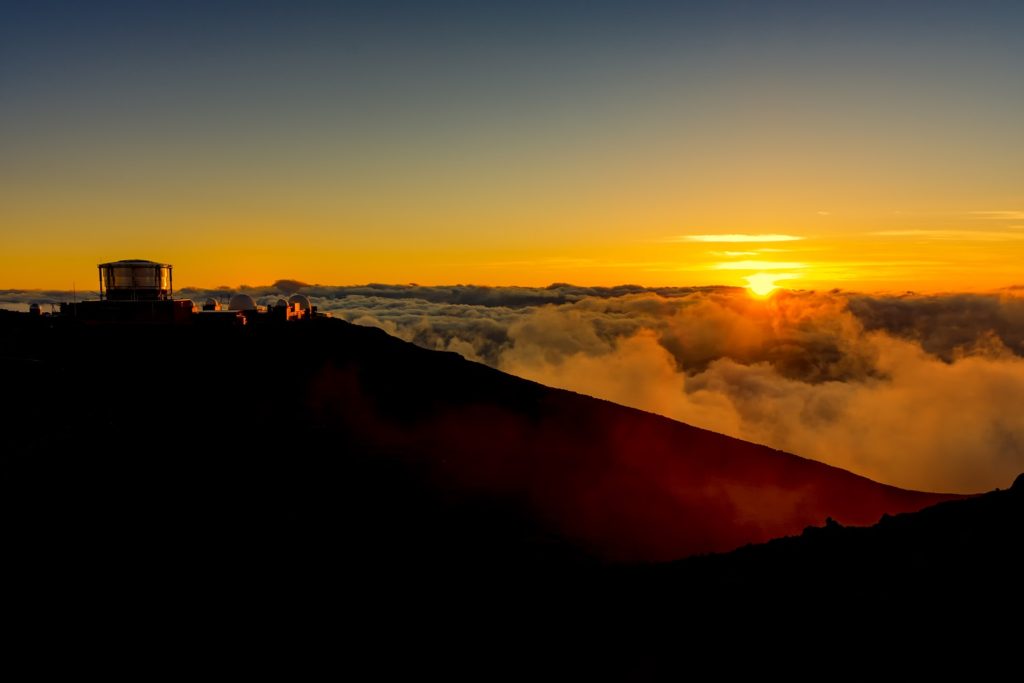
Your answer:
[228,294,257,311]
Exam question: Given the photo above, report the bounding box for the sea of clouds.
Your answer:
[6,282,1023,493]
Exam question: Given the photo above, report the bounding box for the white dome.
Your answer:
[228,293,257,311]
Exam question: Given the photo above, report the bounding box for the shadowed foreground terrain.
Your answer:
[0,311,952,563]
[4,311,1018,669]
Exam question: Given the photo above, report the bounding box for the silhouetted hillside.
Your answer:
[1,310,1017,671]
[643,473,1023,608]
[0,310,953,566]
[592,476,1023,673]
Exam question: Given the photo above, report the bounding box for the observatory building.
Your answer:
[98,259,173,301]
[61,259,195,323]
[58,259,318,324]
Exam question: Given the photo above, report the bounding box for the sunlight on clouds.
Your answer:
[712,260,807,270]
[709,249,794,257]
[745,272,798,297]
[674,234,805,243]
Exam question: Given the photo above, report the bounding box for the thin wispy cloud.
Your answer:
[709,249,793,257]
[969,211,1024,221]
[711,260,808,270]
[871,229,1024,241]
[480,257,598,268]
[671,234,805,243]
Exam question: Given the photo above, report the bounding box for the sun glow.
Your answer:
[745,272,791,297]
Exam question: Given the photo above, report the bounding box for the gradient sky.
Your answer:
[2,1,1022,291]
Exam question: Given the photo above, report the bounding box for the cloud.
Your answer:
[0,290,97,313]
[847,292,1024,361]
[671,234,805,243]
[711,261,807,270]
[294,284,1024,493]
[7,280,1024,493]
[870,229,1024,241]
[680,337,1024,493]
[272,279,309,295]
[498,291,1024,493]
[709,249,795,257]
[969,211,1024,221]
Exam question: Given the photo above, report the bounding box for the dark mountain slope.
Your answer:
[646,474,1023,607]
[0,310,955,566]
[599,473,1024,666]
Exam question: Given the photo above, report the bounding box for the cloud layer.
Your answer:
[7,282,1023,492]
[297,283,1024,493]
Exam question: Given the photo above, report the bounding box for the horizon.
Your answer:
[5,274,1024,298]
[6,276,1024,495]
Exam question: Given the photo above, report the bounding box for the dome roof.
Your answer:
[228,293,257,311]
[98,259,171,268]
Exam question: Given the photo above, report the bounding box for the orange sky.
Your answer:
[2,3,1021,293]
[4,215,1022,294]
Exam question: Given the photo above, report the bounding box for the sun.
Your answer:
[745,272,787,298]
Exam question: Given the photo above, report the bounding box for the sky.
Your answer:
[2,1,1022,291]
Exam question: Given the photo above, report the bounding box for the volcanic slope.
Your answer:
[0,311,957,566]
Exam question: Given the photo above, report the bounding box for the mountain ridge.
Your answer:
[0,310,956,563]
